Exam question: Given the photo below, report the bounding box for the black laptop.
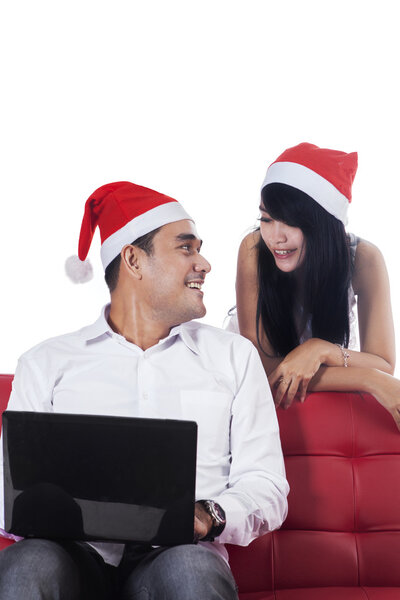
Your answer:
[2,411,197,546]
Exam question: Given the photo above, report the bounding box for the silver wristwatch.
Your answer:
[198,499,226,541]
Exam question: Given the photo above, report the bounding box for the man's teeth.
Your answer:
[275,250,294,255]
[187,282,202,289]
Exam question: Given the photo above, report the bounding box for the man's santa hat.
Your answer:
[261,143,358,224]
[65,181,193,283]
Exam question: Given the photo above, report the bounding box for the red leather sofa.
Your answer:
[228,389,400,599]
[1,374,400,598]
[0,375,16,552]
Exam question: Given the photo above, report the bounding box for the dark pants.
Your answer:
[0,539,239,599]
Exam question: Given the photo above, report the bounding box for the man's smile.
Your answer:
[186,281,203,290]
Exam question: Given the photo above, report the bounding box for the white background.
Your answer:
[1,0,399,373]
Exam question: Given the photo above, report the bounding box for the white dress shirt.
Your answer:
[0,306,289,566]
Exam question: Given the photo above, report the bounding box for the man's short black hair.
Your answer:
[104,227,161,293]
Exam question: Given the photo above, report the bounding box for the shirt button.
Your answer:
[143,392,148,400]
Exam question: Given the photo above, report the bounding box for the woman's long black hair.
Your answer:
[257,183,352,357]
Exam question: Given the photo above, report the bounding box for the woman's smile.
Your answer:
[259,208,305,272]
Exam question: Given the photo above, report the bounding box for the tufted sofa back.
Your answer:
[228,391,400,599]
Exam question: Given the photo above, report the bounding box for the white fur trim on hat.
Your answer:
[100,201,193,269]
[261,161,349,225]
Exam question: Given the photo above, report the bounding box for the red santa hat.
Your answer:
[65,181,193,283]
[261,143,358,224]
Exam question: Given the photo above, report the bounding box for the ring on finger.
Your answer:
[279,378,290,386]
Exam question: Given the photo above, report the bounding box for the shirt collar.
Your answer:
[82,305,200,355]
[80,305,112,342]
[168,322,200,355]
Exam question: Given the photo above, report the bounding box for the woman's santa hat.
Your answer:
[261,143,358,224]
[65,181,193,283]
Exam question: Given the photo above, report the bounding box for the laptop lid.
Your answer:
[2,411,197,546]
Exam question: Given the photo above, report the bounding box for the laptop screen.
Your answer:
[2,411,197,545]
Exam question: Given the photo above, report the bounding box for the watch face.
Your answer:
[209,501,226,525]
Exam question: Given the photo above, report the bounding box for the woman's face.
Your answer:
[259,204,306,273]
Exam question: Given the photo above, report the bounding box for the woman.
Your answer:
[235,142,400,430]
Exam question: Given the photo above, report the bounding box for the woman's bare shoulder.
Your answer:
[355,238,385,267]
[239,230,260,256]
[237,230,260,275]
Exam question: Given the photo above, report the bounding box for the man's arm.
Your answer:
[0,355,52,533]
[212,340,289,546]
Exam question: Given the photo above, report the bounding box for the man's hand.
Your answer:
[193,501,213,542]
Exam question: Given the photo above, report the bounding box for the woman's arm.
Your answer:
[351,239,395,371]
[236,231,281,376]
[315,239,395,372]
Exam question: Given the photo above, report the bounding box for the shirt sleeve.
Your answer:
[213,341,289,546]
[0,355,53,533]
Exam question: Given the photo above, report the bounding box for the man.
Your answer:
[0,181,289,599]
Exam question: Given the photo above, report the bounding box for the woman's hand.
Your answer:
[269,338,333,408]
[369,370,400,431]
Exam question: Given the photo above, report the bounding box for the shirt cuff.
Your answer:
[210,494,248,545]
[0,528,23,542]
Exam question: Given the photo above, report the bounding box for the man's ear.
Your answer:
[120,245,143,280]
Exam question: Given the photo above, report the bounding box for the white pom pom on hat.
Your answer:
[65,255,94,284]
[261,143,358,225]
[65,181,193,283]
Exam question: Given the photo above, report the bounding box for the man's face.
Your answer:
[140,220,211,327]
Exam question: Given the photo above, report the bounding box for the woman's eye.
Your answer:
[258,217,272,224]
